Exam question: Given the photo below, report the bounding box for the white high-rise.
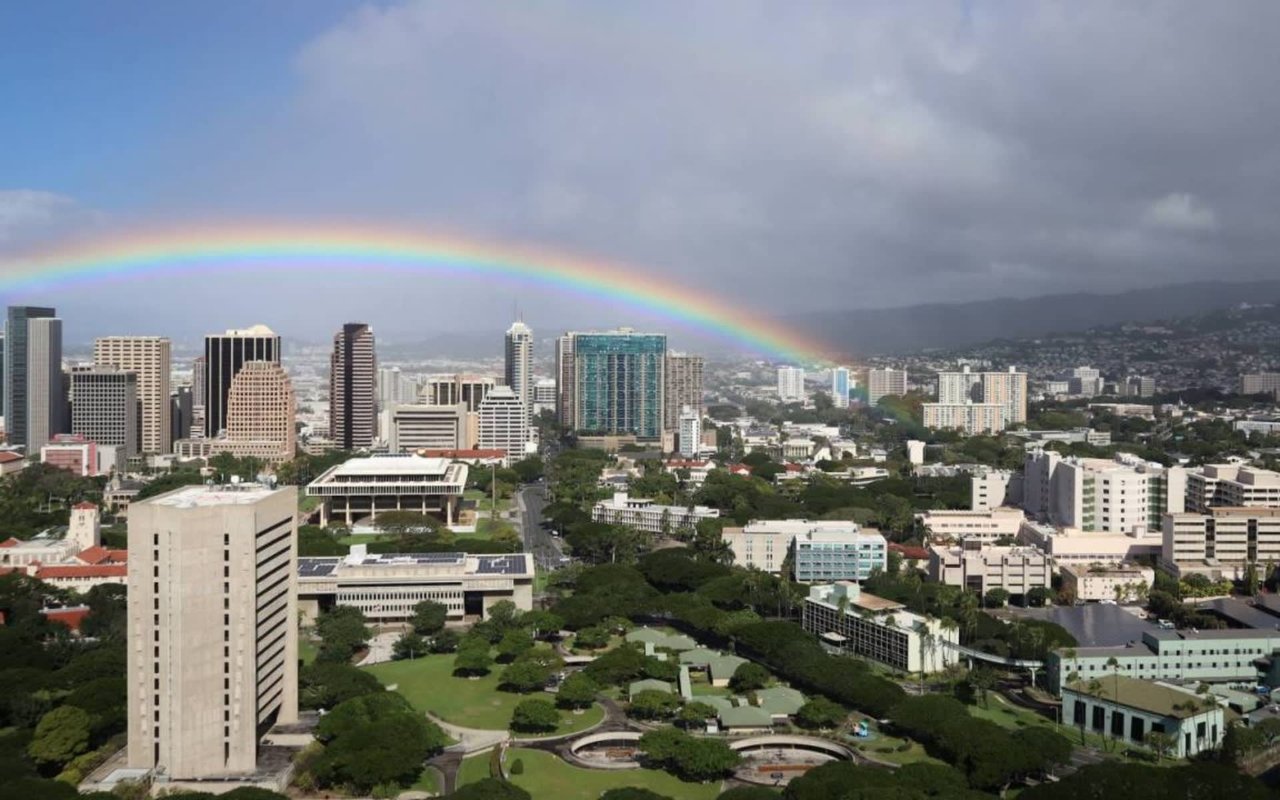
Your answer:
[867,368,908,406]
[677,406,701,458]
[777,366,806,403]
[937,366,981,404]
[830,366,852,408]
[478,386,529,466]
[504,320,533,421]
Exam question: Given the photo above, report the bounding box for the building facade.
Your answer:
[919,507,1026,543]
[306,455,469,527]
[592,491,719,535]
[793,527,887,582]
[1060,563,1155,603]
[777,366,806,403]
[423,374,494,412]
[94,336,172,454]
[25,316,65,453]
[1241,373,1280,398]
[927,543,1052,595]
[1062,677,1223,758]
[504,320,533,421]
[1186,465,1280,512]
[677,406,701,458]
[387,404,469,452]
[1024,450,1185,533]
[922,402,1006,434]
[329,323,376,450]
[664,353,704,433]
[3,306,56,449]
[1162,508,1280,579]
[203,325,280,438]
[867,367,907,406]
[802,582,959,673]
[831,366,851,408]
[477,386,528,466]
[126,484,298,779]
[219,361,296,463]
[70,367,139,459]
[569,330,667,439]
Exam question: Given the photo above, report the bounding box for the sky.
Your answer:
[2,2,1278,347]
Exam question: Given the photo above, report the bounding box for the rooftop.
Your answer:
[298,551,533,579]
[326,455,452,477]
[1065,676,1216,719]
[145,483,283,507]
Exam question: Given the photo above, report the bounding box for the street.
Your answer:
[517,483,567,573]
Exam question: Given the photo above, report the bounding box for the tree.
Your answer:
[673,737,740,781]
[1026,586,1053,608]
[572,625,610,650]
[1145,731,1175,762]
[676,701,716,730]
[375,510,442,540]
[316,606,370,663]
[312,693,448,792]
[487,600,522,630]
[496,629,534,663]
[628,690,680,720]
[499,660,551,693]
[556,672,598,709]
[638,727,689,764]
[729,661,770,692]
[520,609,564,639]
[510,698,560,732]
[393,631,427,661]
[600,790,672,800]
[454,643,493,676]
[411,600,449,635]
[28,706,92,768]
[299,663,383,710]
[795,697,846,730]
[983,588,1010,608]
[449,778,532,800]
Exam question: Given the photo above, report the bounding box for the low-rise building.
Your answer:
[1063,677,1223,758]
[802,582,959,673]
[1060,563,1155,603]
[971,469,1016,510]
[1186,465,1280,512]
[792,527,887,583]
[1161,508,1280,579]
[927,543,1051,596]
[919,507,1026,543]
[306,454,469,527]
[1017,519,1162,564]
[721,519,883,578]
[297,545,533,624]
[591,492,719,535]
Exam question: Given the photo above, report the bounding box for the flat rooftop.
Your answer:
[145,484,282,507]
[298,552,532,579]
[327,455,452,476]
[1066,676,1209,719]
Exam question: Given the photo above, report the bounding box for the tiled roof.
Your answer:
[34,564,128,579]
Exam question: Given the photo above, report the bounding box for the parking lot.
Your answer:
[1001,603,1159,647]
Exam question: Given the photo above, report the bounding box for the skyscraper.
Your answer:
[203,325,280,438]
[663,353,704,433]
[220,361,296,463]
[127,484,298,779]
[70,367,139,459]
[504,320,533,421]
[831,366,851,408]
[329,323,376,450]
[4,306,56,449]
[25,316,64,452]
[777,366,806,403]
[477,386,529,466]
[867,368,908,406]
[937,366,981,404]
[563,330,666,439]
[555,334,576,428]
[94,336,172,454]
[678,406,701,458]
[979,367,1028,426]
[190,355,207,440]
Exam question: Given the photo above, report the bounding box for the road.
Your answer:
[517,483,566,573]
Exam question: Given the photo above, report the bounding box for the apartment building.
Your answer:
[866,367,908,406]
[664,353,704,433]
[591,491,719,535]
[802,582,959,673]
[477,386,529,466]
[1161,508,1280,579]
[777,366,806,403]
[922,402,1006,434]
[1241,372,1280,398]
[927,542,1052,595]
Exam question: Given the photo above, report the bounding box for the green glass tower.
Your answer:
[570,330,666,439]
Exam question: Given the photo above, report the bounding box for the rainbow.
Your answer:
[0,223,844,363]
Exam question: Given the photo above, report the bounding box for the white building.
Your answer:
[307,454,469,527]
[1017,519,1162,565]
[592,492,719,535]
[504,320,534,421]
[387,403,470,453]
[1186,464,1280,512]
[1235,419,1280,437]
[777,366,806,403]
[867,368,908,406]
[831,366,851,408]
[922,402,1006,434]
[477,386,529,466]
[1059,563,1155,603]
[919,507,1026,543]
[938,366,981,404]
[1162,508,1280,579]
[927,543,1052,596]
[1023,450,1185,534]
[677,406,701,458]
[1062,678,1223,758]
[721,519,884,579]
[802,582,959,673]
[971,469,1015,510]
[906,440,926,466]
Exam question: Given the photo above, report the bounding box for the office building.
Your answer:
[477,386,528,466]
[1060,563,1155,603]
[41,434,98,477]
[203,325,280,437]
[298,546,533,624]
[1241,373,1280,398]
[777,366,806,403]
[793,527,887,583]
[306,454,468,527]
[504,320,533,421]
[555,333,576,427]
[919,507,1026,543]
[971,469,1016,510]
[190,356,206,440]
[922,402,1006,434]
[4,306,56,449]
[126,484,298,779]
[219,361,296,463]
[1062,678,1222,758]
[1125,376,1157,398]
[664,353,704,433]
[423,374,494,412]
[171,386,193,447]
[802,582,958,673]
[1162,508,1280,579]
[329,323,376,450]
[927,543,1052,596]
[70,367,139,459]
[1186,464,1280,512]
[592,491,719,535]
[677,406,701,458]
[377,366,416,409]
[1016,519,1162,565]
[532,378,557,417]
[720,520,881,577]
[1024,450,1185,533]
[867,367,908,406]
[565,330,667,439]
[94,336,172,454]
[831,366,851,408]
[387,403,469,452]
[24,316,64,453]
[1068,366,1103,398]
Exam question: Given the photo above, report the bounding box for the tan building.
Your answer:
[1186,465,1280,512]
[1060,563,1155,603]
[94,336,172,454]
[980,368,1028,426]
[918,507,1026,543]
[218,361,296,463]
[1162,508,1280,579]
[664,353,704,433]
[922,402,1006,434]
[867,367,908,406]
[927,542,1052,596]
[126,484,298,780]
[329,323,376,450]
[1241,372,1280,398]
[423,374,494,412]
[387,403,470,452]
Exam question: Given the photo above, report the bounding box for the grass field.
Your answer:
[409,766,441,794]
[366,654,603,732]
[458,748,723,800]
[298,637,319,666]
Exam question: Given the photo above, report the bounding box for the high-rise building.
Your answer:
[329,323,376,450]
[1023,450,1185,533]
[423,374,494,412]
[4,306,56,450]
[922,402,1006,434]
[777,366,806,403]
[1068,366,1103,397]
[664,353,704,432]
[927,366,1026,432]
[1125,376,1156,398]
[532,378,557,417]
[677,405,701,458]
[937,366,981,404]
[94,336,172,454]
[866,368,908,406]
[1241,373,1280,399]
[980,367,1028,426]
[71,367,139,459]
[555,334,576,428]
[477,386,529,466]
[562,330,666,439]
[219,361,296,463]
[126,484,298,779]
[190,356,207,440]
[26,316,64,453]
[377,366,416,409]
[171,386,193,447]
[203,325,280,438]
[831,366,851,409]
[387,403,469,452]
[504,320,533,421]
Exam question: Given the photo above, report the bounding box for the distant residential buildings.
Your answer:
[831,366,851,408]
[922,402,1006,434]
[677,406,701,458]
[866,367,908,406]
[329,323,376,450]
[1241,372,1280,398]
[592,491,719,535]
[377,366,416,409]
[664,353,704,433]
[776,366,806,403]
[1125,375,1157,397]
[26,316,64,453]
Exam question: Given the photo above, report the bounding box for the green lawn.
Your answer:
[458,748,723,800]
[853,731,945,766]
[365,654,603,732]
[337,533,397,546]
[410,766,441,794]
[299,495,321,513]
[299,637,319,666]
[465,489,513,513]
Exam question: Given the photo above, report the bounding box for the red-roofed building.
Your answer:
[727,463,752,476]
[0,451,25,476]
[40,606,91,632]
[0,537,20,549]
[662,459,716,486]
[74,546,128,566]
[889,542,931,566]
[33,563,127,591]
